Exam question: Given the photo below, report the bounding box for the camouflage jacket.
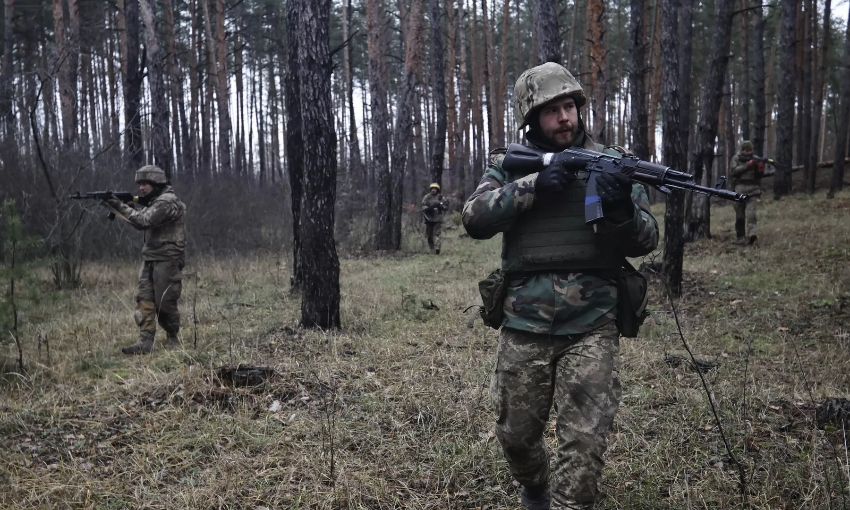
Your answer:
[729,152,762,187]
[114,186,186,261]
[421,193,446,223]
[462,132,659,335]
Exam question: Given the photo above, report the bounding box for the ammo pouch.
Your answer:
[616,262,649,337]
[478,269,508,330]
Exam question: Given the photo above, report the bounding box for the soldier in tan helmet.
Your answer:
[102,165,187,355]
[463,63,658,509]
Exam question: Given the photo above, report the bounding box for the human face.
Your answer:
[138,182,154,196]
[742,149,753,157]
[538,97,579,150]
[430,188,439,195]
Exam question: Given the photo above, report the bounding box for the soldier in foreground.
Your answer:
[462,63,659,509]
[102,165,187,355]
[729,140,764,244]
[421,183,446,254]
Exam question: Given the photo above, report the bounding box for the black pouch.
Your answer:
[616,262,649,337]
[478,269,508,330]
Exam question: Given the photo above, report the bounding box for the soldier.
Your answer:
[421,183,447,255]
[102,165,187,355]
[462,63,659,510]
[729,140,763,244]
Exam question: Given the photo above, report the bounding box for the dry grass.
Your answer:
[1,192,850,509]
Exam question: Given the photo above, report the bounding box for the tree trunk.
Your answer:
[390,0,425,248]
[1,0,15,139]
[683,0,734,241]
[752,2,766,155]
[809,0,830,194]
[647,1,662,161]
[296,0,341,329]
[163,0,191,177]
[481,0,494,148]
[457,0,471,197]
[284,0,304,288]
[629,0,648,160]
[368,0,393,250]
[54,0,80,149]
[793,1,805,167]
[739,0,750,142]
[493,0,510,147]
[536,0,560,64]
[828,2,850,198]
[120,0,144,169]
[430,0,447,185]
[800,0,813,188]
[678,0,693,167]
[140,0,172,178]
[446,0,457,176]
[588,0,607,143]
[343,0,363,188]
[661,0,685,297]
[774,0,796,197]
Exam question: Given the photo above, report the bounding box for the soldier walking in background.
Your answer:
[102,166,187,355]
[462,63,659,510]
[729,140,764,244]
[421,183,446,255]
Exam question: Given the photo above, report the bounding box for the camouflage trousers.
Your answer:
[425,222,442,252]
[733,184,759,238]
[134,258,183,337]
[491,322,621,509]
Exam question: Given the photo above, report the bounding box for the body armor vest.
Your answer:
[142,188,186,260]
[500,142,624,273]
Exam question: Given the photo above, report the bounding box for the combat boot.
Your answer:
[163,331,181,350]
[520,484,550,510]
[121,330,155,355]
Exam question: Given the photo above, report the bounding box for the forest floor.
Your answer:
[2,188,850,509]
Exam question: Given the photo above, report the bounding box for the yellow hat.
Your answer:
[429,183,441,190]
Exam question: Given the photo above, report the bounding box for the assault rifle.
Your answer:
[69,191,138,220]
[739,154,788,169]
[502,143,747,225]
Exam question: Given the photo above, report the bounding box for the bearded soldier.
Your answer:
[462,63,659,509]
[729,140,763,244]
[102,165,187,355]
[421,183,447,254]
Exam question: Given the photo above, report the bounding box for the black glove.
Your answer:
[595,171,634,224]
[534,157,585,201]
[101,194,122,209]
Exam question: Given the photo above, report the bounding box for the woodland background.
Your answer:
[0,0,848,275]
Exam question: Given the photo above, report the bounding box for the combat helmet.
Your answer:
[514,62,587,129]
[429,182,441,191]
[135,165,168,184]
[740,140,753,151]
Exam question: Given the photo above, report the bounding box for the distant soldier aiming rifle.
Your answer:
[729,140,769,244]
[97,165,187,355]
[421,183,447,255]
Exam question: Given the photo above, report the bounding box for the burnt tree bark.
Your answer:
[661,0,685,297]
[588,0,607,142]
[120,0,144,169]
[140,0,172,177]
[774,0,796,197]
[752,1,766,155]
[536,0,560,64]
[678,0,693,166]
[429,0,447,186]
[629,0,648,161]
[296,0,341,329]
[284,0,303,289]
[828,2,850,198]
[683,0,734,241]
[809,0,830,194]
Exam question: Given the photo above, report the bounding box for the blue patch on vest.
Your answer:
[585,196,601,205]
